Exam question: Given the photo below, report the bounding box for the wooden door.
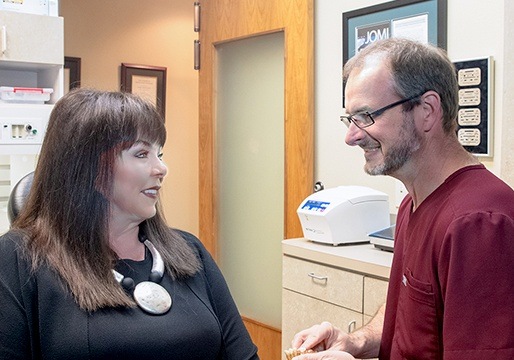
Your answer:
[198,1,314,358]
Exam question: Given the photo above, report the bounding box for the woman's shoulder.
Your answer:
[173,229,206,253]
[0,230,25,255]
[174,228,198,241]
[0,230,31,276]
[172,229,216,264]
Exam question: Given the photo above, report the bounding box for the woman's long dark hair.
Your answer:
[13,89,201,311]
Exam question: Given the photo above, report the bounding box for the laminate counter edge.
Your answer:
[282,238,393,280]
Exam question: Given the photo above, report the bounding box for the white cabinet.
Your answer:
[0,10,63,234]
[282,256,365,352]
[363,276,389,324]
[0,11,63,65]
[0,11,64,103]
[282,239,392,359]
[283,255,364,312]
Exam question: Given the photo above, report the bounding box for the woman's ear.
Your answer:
[419,90,442,133]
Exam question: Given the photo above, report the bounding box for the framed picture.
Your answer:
[120,63,167,120]
[64,56,81,94]
[342,0,447,105]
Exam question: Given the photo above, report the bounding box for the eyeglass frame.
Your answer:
[340,91,426,129]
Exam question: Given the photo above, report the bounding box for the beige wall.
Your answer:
[60,0,513,237]
[60,0,200,235]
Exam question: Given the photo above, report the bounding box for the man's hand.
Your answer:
[290,303,386,359]
[294,350,356,360]
[291,322,349,352]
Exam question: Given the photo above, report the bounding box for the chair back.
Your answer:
[7,171,34,224]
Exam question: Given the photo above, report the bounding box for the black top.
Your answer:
[0,230,259,360]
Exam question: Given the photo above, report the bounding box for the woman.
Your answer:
[0,89,259,359]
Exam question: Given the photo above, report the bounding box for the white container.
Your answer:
[0,86,53,104]
[0,0,59,16]
[297,186,390,245]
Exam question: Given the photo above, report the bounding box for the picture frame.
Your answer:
[120,63,167,120]
[64,56,81,93]
[342,0,447,105]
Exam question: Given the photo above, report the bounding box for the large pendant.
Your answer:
[133,281,172,315]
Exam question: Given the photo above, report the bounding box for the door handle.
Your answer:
[1,26,6,54]
[348,320,357,333]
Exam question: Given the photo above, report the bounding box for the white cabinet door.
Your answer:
[363,276,388,317]
[0,11,63,65]
[282,289,363,360]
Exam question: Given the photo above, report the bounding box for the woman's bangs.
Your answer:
[137,115,166,147]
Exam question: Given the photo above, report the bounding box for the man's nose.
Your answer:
[344,122,366,146]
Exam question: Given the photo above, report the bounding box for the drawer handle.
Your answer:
[1,26,6,54]
[307,272,328,281]
[348,320,357,333]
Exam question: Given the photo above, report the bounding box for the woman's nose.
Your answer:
[154,159,168,177]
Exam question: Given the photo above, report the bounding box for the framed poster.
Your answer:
[120,63,167,120]
[342,0,447,105]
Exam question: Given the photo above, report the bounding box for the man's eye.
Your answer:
[135,152,148,158]
[353,114,367,123]
[158,153,164,160]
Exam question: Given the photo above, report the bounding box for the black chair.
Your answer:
[7,171,34,224]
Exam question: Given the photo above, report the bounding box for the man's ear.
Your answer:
[419,91,442,133]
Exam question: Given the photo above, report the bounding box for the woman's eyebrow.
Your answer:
[132,140,152,147]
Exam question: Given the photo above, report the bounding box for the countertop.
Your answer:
[282,238,393,279]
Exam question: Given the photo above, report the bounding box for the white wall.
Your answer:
[501,0,514,184]
[314,0,507,212]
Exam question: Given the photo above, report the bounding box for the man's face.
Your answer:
[343,57,421,177]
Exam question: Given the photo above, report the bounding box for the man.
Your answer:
[290,38,514,359]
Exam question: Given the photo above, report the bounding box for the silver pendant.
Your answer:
[133,281,172,315]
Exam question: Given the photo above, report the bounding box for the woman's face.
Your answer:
[110,141,167,226]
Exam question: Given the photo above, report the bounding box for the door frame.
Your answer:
[199,0,314,258]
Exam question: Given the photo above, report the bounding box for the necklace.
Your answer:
[113,239,172,315]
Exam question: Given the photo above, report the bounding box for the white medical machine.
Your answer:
[297,186,390,246]
[0,0,63,234]
[0,104,51,234]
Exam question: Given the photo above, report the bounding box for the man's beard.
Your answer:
[365,114,421,176]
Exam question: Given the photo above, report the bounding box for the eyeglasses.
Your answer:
[340,92,425,129]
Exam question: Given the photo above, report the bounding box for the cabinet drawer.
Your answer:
[282,289,363,359]
[0,11,63,64]
[363,276,388,316]
[283,256,363,312]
